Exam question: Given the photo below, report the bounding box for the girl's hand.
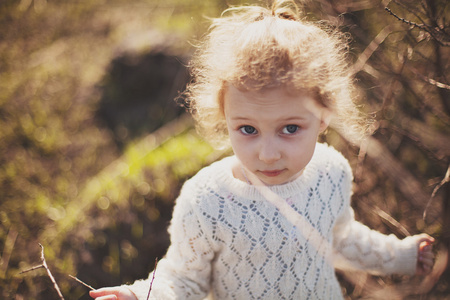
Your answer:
[89,286,137,300]
[415,233,435,276]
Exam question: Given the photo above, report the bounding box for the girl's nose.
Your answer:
[258,138,281,164]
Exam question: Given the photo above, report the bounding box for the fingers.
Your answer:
[418,249,434,272]
[91,295,117,300]
[417,261,433,275]
[416,234,435,276]
[89,287,121,300]
[417,233,435,245]
[90,288,115,299]
[89,287,137,300]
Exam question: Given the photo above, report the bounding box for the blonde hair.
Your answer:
[183,0,366,148]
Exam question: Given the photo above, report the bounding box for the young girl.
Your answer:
[90,1,435,299]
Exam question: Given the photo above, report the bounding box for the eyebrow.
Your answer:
[282,116,308,122]
[229,116,252,121]
[229,116,309,122]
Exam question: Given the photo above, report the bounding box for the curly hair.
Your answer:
[183,0,366,148]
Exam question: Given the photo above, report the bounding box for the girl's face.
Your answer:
[224,85,328,186]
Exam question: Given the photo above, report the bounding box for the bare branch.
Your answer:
[390,114,450,158]
[340,133,430,210]
[19,264,45,274]
[431,165,450,198]
[374,206,411,237]
[407,66,450,90]
[0,228,18,278]
[424,165,450,220]
[385,7,428,30]
[351,26,392,75]
[393,0,429,26]
[20,244,65,300]
[69,275,95,290]
[424,76,450,90]
[385,6,450,47]
[147,258,159,300]
[39,244,65,300]
[356,198,411,238]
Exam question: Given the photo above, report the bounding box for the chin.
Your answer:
[260,177,289,186]
[261,172,301,186]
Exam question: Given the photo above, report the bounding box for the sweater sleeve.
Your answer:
[125,180,215,300]
[332,206,419,276]
[331,172,418,276]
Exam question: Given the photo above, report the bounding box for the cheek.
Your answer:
[293,141,316,164]
[285,136,316,160]
[229,134,247,153]
[229,135,254,160]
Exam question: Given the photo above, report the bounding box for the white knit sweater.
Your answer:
[126,143,418,299]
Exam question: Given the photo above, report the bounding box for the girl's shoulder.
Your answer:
[173,156,240,214]
[189,156,235,183]
[309,143,353,179]
[314,142,347,160]
[178,156,237,197]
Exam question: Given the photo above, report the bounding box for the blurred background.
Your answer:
[0,0,449,299]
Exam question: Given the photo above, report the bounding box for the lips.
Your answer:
[259,169,285,177]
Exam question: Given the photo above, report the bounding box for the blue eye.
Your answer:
[239,126,257,135]
[282,125,299,134]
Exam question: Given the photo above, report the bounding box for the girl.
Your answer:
[90,1,434,299]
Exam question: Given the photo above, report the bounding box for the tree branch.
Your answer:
[424,165,450,221]
[19,264,45,274]
[39,244,65,300]
[69,274,95,290]
[385,6,450,47]
[20,244,65,300]
[341,134,429,210]
[351,25,392,75]
[147,257,159,300]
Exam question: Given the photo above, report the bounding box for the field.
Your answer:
[0,0,449,299]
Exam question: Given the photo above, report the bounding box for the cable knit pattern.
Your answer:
[126,143,418,300]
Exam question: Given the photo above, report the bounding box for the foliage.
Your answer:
[0,0,449,299]
[0,0,227,297]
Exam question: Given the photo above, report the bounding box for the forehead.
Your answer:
[225,85,314,107]
[224,85,322,120]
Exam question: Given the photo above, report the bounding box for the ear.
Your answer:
[319,109,332,132]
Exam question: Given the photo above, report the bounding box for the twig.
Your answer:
[407,65,450,90]
[146,257,159,300]
[385,6,450,47]
[69,274,95,290]
[20,244,65,300]
[424,77,450,90]
[351,25,392,75]
[357,199,411,238]
[0,228,18,278]
[374,206,411,237]
[385,7,428,30]
[39,244,65,300]
[19,264,45,274]
[424,164,450,221]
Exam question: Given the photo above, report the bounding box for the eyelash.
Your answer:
[238,125,300,135]
[282,125,299,134]
[239,126,257,135]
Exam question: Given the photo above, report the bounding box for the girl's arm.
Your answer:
[115,181,214,300]
[90,179,215,300]
[330,155,435,276]
[332,206,435,276]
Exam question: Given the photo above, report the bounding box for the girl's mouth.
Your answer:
[259,169,284,177]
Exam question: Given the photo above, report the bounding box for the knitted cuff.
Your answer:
[392,235,419,276]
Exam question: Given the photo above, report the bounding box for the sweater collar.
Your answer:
[212,145,323,200]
